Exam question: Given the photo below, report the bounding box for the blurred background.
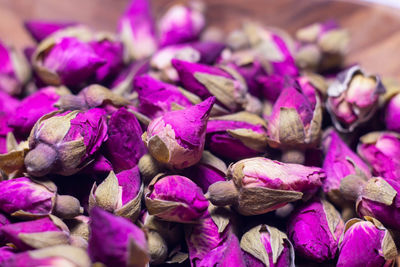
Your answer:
[0,0,399,78]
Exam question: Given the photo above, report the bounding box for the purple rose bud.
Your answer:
[33,37,106,87]
[158,4,205,47]
[88,207,149,267]
[0,41,31,95]
[287,197,344,262]
[207,157,324,215]
[241,224,295,267]
[0,216,70,251]
[258,74,285,102]
[185,206,245,267]
[89,168,143,221]
[134,75,194,119]
[143,97,215,169]
[184,151,227,193]
[2,245,91,267]
[322,129,371,202]
[0,247,15,265]
[24,20,77,42]
[337,217,397,267]
[385,92,400,133]
[145,175,209,223]
[117,0,157,61]
[0,177,81,219]
[295,20,349,71]
[357,131,400,180]
[268,83,322,163]
[327,66,385,132]
[172,59,247,111]
[206,111,269,160]
[0,91,19,153]
[104,107,146,172]
[8,86,70,135]
[81,153,113,175]
[25,108,108,176]
[89,37,124,82]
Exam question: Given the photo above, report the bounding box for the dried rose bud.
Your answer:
[0,92,19,153]
[158,3,205,47]
[207,157,324,215]
[241,224,295,267]
[0,133,29,179]
[287,197,344,262]
[385,91,400,133]
[24,20,77,42]
[184,151,227,193]
[0,41,31,95]
[104,107,146,172]
[89,36,124,82]
[88,207,149,267]
[295,20,349,71]
[185,205,245,267]
[151,42,225,82]
[25,108,108,176]
[138,154,164,184]
[337,217,397,267]
[56,84,130,112]
[81,153,113,175]
[268,83,322,163]
[134,75,193,119]
[66,215,90,242]
[0,215,70,251]
[0,177,81,219]
[8,86,70,135]
[2,245,91,267]
[357,131,400,180]
[322,128,371,203]
[143,97,215,169]
[145,175,208,223]
[111,60,149,96]
[89,169,143,221]
[172,59,247,111]
[0,247,15,265]
[327,66,385,132]
[206,112,268,160]
[33,37,106,86]
[118,0,157,61]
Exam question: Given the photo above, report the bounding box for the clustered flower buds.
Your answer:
[0,0,399,266]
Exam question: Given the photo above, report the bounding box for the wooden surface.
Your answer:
[0,0,400,78]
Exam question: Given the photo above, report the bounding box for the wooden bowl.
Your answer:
[1,0,400,79]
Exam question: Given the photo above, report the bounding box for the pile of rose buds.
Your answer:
[2,0,400,266]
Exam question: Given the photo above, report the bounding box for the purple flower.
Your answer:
[385,92,400,133]
[258,74,285,102]
[327,66,385,132]
[287,197,344,262]
[134,75,194,119]
[88,207,149,267]
[158,4,205,47]
[25,108,108,176]
[2,245,91,267]
[206,112,269,160]
[0,91,19,153]
[357,131,400,180]
[337,217,397,267]
[24,20,77,42]
[89,168,143,221]
[8,86,70,136]
[207,157,325,215]
[0,247,15,265]
[0,40,31,95]
[33,37,105,87]
[241,224,295,267]
[322,128,371,202]
[117,0,157,60]
[145,175,209,223]
[0,216,70,251]
[143,97,215,169]
[105,107,146,172]
[172,59,247,111]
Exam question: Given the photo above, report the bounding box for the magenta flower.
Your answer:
[143,97,215,169]
[145,175,209,223]
[158,4,205,47]
[0,91,19,153]
[117,0,157,60]
[88,207,149,267]
[24,20,77,42]
[337,217,397,267]
[25,108,108,176]
[288,197,344,262]
[385,92,400,133]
